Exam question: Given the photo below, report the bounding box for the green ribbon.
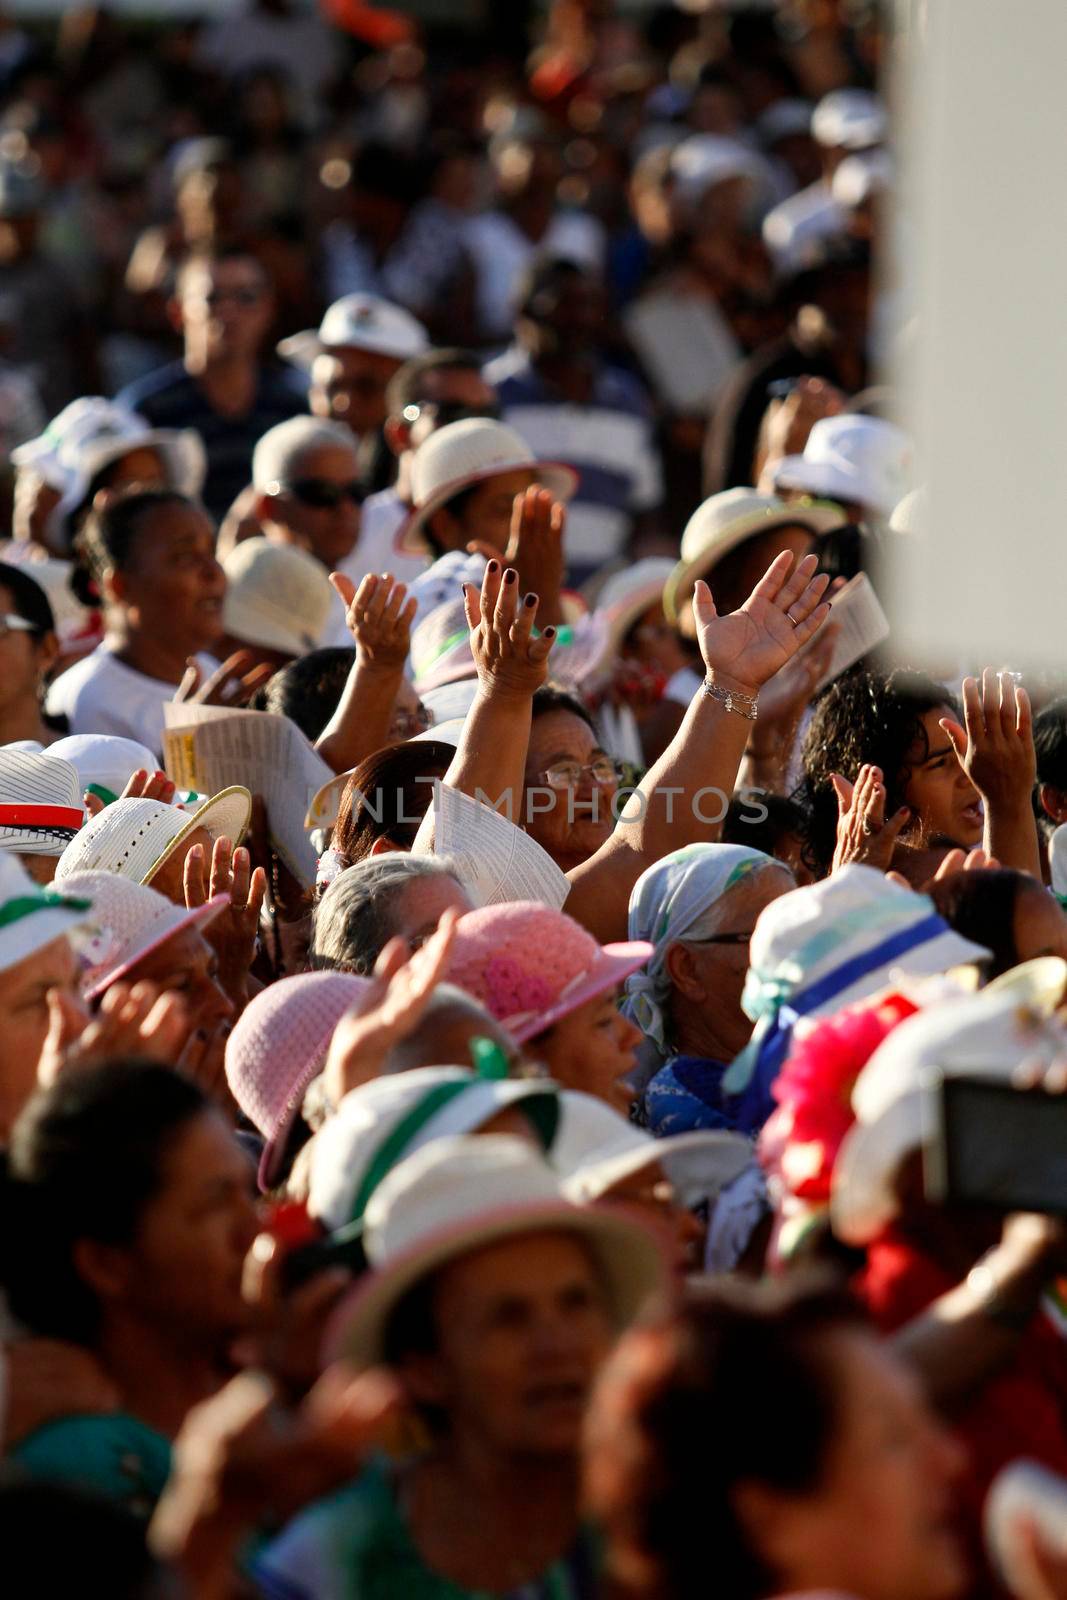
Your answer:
[86,783,118,807]
[470,1036,509,1080]
[0,891,91,930]
[347,1080,474,1225]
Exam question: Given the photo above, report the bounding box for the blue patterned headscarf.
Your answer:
[623,843,779,1054]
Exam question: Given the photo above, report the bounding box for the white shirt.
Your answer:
[325,488,428,646]
[46,645,217,760]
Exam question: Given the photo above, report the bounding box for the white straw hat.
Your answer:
[309,1066,562,1232]
[553,1091,752,1206]
[0,852,92,972]
[277,293,429,370]
[325,1133,667,1370]
[48,734,158,807]
[0,748,84,856]
[397,418,578,556]
[60,868,228,1000]
[222,537,333,658]
[13,397,206,519]
[663,488,844,624]
[55,788,251,887]
[831,960,1067,1246]
[772,415,913,521]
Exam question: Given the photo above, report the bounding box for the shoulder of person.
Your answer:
[116,361,190,412]
[253,1461,402,1600]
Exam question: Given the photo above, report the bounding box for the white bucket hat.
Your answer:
[48,734,158,808]
[811,89,887,151]
[553,1090,752,1207]
[397,418,578,556]
[309,1065,562,1232]
[831,960,1067,1246]
[13,397,206,520]
[55,788,251,887]
[773,415,913,522]
[60,867,228,1000]
[222,537,333,658]
[663,488,845,624]
[0,852,92,972]
[277,293,429,370]
[325,1133,667,1370]
[0,748,85,856]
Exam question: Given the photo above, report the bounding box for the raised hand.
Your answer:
[331,571,416,672]
[185,835,267,1007]
[466,485,567,624]
[38,979,192,1087]
[941,670,1039,876]
[693,550,831,696]
[830,764,912,874]
[462,558,556,703]
[322,905,461,1109]
[175,650,275,708]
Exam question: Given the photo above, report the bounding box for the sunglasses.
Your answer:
[275,478,365,510]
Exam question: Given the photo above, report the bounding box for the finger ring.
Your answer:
[861,818,882,837]
[786,612,800,628]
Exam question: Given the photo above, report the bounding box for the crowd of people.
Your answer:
[3,1,1067,1598]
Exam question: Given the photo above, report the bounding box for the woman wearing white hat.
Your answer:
[256,1134,665,1600]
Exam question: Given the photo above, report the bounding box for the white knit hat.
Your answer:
[0,748,85,856]
[55,788,250,887]
[0,852,91,972]
[277,293,429,369]
[60,868,228,1000]
[222,537,333,658]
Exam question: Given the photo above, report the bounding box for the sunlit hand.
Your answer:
[693,549,831,696]
[331,571,416,673]
[463,559,555,703]
[185,836,266,1007]
[830,764,912,874]
[39,979,192,1087]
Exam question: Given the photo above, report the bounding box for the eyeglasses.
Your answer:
[687,929,755,947]
[401,400,502,428]
[539,757,621,790]
[272,478,365,510]
[390,704,434,740]
[0,613,39,641]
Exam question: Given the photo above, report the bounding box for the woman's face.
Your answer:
[0,582,55,716]
[523,708,616,871]
[623,603,689,678]
[102,446,168,495]
[405,1231,614,1459]
[119,1109,259,1344]
[535,986,642,1109]
[122,923,233,1049]
[902,709,983,848]
[115,502,225,656]
[0,934,85,1139]
[1012,881,1067,965]
[749,1329,965,1600]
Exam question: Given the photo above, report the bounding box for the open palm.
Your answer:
[694,550,831,692]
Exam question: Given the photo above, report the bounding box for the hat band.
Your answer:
[348,1080,474,1225]
[0,890,91,930]
[0,803,84,830]
[413,625,470,678]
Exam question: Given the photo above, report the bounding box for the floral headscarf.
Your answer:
[623,842,778,1054]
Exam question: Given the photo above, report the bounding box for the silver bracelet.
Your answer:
[703,678,759,722]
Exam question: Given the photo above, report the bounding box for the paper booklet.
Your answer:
[430,782,570,910]
[162,702,332,888]
[814,572,890,692]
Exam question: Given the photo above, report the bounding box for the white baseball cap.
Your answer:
[222,537,333,658]
[47,735,158,807]
[397,418,578,556]
[278,293,429,370]
[0,748,84,856]
[811,89,887,151]
[55,788,251,887]
[773,414,913,521]
[60,868,229,1001]
[0,852,91,973]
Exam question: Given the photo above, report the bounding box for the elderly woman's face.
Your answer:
[523,709,616,872]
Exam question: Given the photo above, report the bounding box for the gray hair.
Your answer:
[382,984,511,1075]
[252,416,358,492]
[310,854,462,976]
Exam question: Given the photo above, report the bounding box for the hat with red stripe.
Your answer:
[0,748,85,857]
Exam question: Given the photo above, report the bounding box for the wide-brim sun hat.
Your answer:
[0,853,92,972]
[445,900,653,1046]
[55,788,251,887]
[663,488,845,625]
[325,1134,667,1370]
[310,1066,563,1232]
[830,958,1067,1246]
[277,292,429,370]
[772,414,913,523]
[397,418,578,557]
[420,679,479,725]
[553,1091,752,1205]
[222,537,333,658]
[59,868,229,1000]
[0,748,85,856]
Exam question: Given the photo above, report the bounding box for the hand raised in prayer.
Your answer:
[185,835,267,1008]
[830,764,912,874]
[467,485,567,627]
[322,905,462,1109]
[175,649,275,708]
[38,978,192,1087]
[83,766,177,819]
[941,670,1036,808]
[693,550,831,696]
[332,570,416,673]
[463,558,555,704]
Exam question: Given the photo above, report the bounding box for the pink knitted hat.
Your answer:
[224,970,370,1191]
[444,901,653,1044]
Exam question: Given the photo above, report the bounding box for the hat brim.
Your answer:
[563,1128,753,1204]
[808,928,992,1019]
[397,461,579,557]
[83,893,229,1001]
[57,429,207,519]
[325,1198,666,1370]
[0,900,90,973]
[142,787,252,887]
[508,940,655,1045]
[663,502,846,624]
[223,591,324,659]
[277,329,424,369]
[829,1093,919,1246]
[412,646,478,695]
[773,456,898,520]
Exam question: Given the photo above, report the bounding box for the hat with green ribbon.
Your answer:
[0,853,91,973]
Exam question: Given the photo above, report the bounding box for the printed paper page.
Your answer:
[431,782,570,910]
[162,703,332,887]
[814,572,890,692]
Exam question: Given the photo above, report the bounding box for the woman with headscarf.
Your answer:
[624,842,794,1136]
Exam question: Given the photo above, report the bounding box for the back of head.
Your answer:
[252,647,354,741]
[1034,698,1067,828]
[382,983,512,1074]
[333,740,454,868]
[928,868,1027,980]
[0,1471,167,1597]
[311,854,458,976]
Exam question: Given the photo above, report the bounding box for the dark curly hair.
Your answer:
[798,666,960,877]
